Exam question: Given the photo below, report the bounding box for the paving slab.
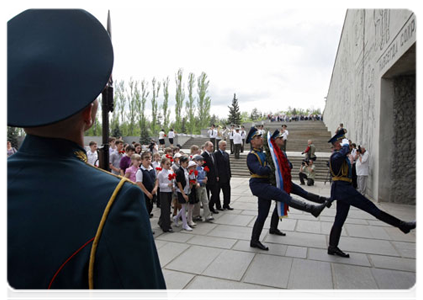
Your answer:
[202,250,255,281]
[157,242,190,267]
[287,258,333,289]
[187,235,237,249]
[177,276,279,300]
[265,231,327,249]
[162,269,195,289]
[371,268,416,289]
[310,247,371,266]
[243,254,293,288]
[332,264,378,289]
[165,245,223,274]
[391,241,416,259]
[338,236,400,256]
[285,246,307,259]
[232,240,288,257]
[207,224,252,240]
[369,255,416,272]
[344,224,391,240]
[213,214,255,226]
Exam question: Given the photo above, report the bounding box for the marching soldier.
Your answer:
[7,9,165,289]
[246,127,329,251]
[327,129,416,257]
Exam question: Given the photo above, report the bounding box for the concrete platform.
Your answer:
[151,177,417,291]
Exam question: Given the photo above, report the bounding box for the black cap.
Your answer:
[8,9,113,127]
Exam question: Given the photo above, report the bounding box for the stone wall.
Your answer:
[391,76,416,204]
[323,9,416,203]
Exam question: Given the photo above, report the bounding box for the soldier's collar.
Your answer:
[252,147,264,152]
[17,134,88,162]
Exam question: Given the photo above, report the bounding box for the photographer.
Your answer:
[355,145,369,195]
[299,159,315,186]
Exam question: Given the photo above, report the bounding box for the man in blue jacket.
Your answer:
[7,9,165,289]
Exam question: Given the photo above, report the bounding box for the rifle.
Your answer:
[99,10,114,170]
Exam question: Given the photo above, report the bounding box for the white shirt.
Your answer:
[240,130,246,139]
[136,164,154,182]
[87,150,98,166]
[282,130,289,140]
[175,167,190,194]
[168,131,175,139]
[157,168,174,193]
[159,131,165,140]
[229,129,234,140]
[233,132,242,144]
[356,151,369,176]
[208,129,217,138]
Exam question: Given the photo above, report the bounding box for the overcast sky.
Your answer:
[87,6,346,119]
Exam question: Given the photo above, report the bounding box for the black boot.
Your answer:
[288,197,326,218]
[399,221,416,234]
[378,211,416,234]
[269,207,286,236]
[306,192,333,208]
[328,226,349,258]
[250,221,269,251]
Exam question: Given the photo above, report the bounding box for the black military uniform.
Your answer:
[7,10,165,289]
[327,130,416,258]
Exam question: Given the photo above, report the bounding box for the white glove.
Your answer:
[340,138,349,146]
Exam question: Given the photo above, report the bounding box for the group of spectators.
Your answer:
[267,114,323,122]
[85,137,234,233]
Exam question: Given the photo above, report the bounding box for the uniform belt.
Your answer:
[250,174,269,179]
[332,176,352,183]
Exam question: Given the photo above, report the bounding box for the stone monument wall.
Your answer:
[323,9,416,203]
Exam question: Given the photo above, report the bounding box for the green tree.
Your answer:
[197,72,211,130]
[186,72,196,134]
[139,79,150,136]
[128,78,141,136]
[161,77,171,130]
[175,68,185,132]
[150,77,161,135]
[227,93,241,125]
[250,108,260,121]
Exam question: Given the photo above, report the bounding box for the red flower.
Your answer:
[168,173,176,180]
[189,179,196,184]
[189,169,195,175]
[164,134,167,137]
[156,167,162,171]
[194,170,198,176]
[119,150,125,154]
[204,166,210,172]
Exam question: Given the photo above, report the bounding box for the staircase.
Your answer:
[181,120,332,153]
[229,154,331,182]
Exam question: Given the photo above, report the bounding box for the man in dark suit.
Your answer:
[202,141,220,213]
[7,9,165,289]
[214,140,233,210]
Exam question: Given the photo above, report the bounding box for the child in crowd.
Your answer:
[152,152,162,208]
[189,145,200,160]
[136,151,158,218]
[171,153,182,217]
[134,143,142,154]
[124,154,141,182]
[187,161,199,227]
[173,156,192,231]
[193,155,214,222]
[119,144,134,176]
[87,141,98,167]
[164,147,173,158]
[157,157,174,233]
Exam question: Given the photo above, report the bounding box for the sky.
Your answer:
[2,2,347,121]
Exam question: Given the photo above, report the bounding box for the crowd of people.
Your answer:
[88,137,233,234]
[267,113,323,122]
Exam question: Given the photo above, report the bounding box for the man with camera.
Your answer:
[299,159,315,186]
[355,145,369,195]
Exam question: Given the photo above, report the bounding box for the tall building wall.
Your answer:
[323,9,416,203]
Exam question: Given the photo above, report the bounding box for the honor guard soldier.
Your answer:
[327,129,416,258]
[246,127,329,251]
[7,10,165,289]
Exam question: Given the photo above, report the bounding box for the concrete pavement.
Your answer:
[150,177,416,290]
